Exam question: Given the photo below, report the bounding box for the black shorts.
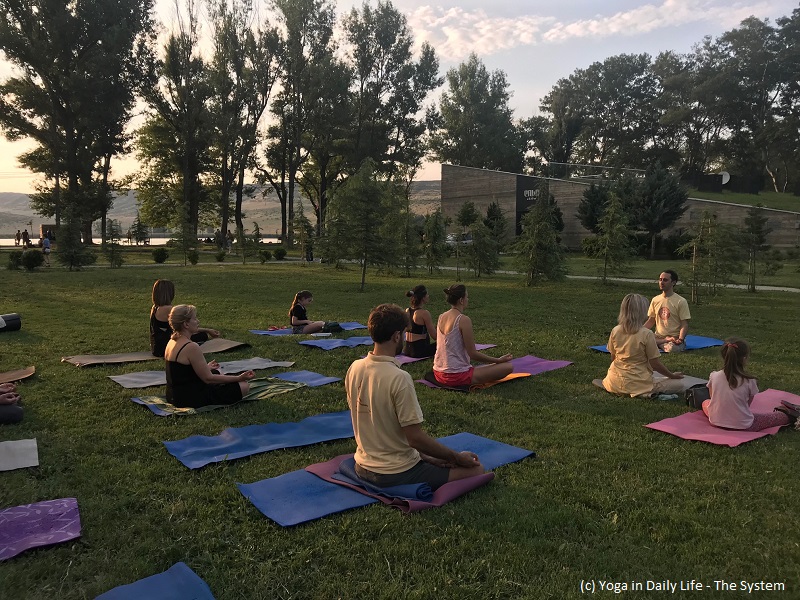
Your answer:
[355,459,450,491]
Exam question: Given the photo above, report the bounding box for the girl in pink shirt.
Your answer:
[703,338,796,430]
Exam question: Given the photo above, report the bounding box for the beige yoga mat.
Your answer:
[0,439,39,471]
[108,358,296,388]
[0,366,35,384]
[592,374,708,394]
[62,338,250,367]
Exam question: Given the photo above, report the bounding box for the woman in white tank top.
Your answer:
[432,284,513,387]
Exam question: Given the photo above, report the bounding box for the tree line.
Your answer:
[1,0,797,267]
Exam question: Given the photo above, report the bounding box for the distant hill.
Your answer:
[0,182,442,236]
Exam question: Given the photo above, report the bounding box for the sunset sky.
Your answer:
[0,0,796,192]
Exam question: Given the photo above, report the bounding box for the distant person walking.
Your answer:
[21,229,29,248]
[42,236,51,266]
[14,230,20,246]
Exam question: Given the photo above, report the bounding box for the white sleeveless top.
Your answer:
[433,314,471,373]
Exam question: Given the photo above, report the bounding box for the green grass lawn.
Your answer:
[687,188,800,213]
[1,263,798,599]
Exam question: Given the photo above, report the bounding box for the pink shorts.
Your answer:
[433,367,474,387]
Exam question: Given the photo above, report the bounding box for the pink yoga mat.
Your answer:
[645,388,797,447]
[0,498,81,561]
[306,454,494,513]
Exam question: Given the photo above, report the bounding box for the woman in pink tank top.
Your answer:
[433,284,513,387]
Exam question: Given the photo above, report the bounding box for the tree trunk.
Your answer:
[650,233,656,259]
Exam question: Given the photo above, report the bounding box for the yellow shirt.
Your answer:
[345,353,423,474]
[603,326,661,397]
[648,293,690,338]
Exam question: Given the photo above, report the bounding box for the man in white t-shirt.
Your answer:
[345,303,484,490]
[643,270,690,352]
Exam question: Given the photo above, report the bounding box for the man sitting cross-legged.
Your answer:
[345,303,484,491]
[643,269,691,352]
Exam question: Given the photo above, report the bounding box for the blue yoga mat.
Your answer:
[299,336,373,350]
[238,469,376,526]
[250,328,293,336]
[238,432,534,526]
[165,410,354,469]
[589,334,724,353]
[96,562,215,600]
[339,322,367,331]
[272,370,341,387]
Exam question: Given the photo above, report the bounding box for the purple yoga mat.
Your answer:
[646,388,795,447]
[510,355,573,374]
[416,354,571,389]
[306,455,494,513]
[0,498,81,561]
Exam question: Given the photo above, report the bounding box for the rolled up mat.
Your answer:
[0,313,21,333]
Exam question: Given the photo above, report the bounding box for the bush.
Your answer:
[152,247,169,264]
[187,249,200,265]
[7,250,22,270]
[215,250,226,262]
[21,249,44,271]
[273,247,287,260]
[104,243,125,269]
[258,249,272,263]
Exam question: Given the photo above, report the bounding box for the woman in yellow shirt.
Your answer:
[602,294,684,397]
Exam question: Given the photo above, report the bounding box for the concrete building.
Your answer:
[440,164,800,250]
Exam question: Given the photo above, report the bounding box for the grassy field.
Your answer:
[1,262,799,599]
[687,188,800,213]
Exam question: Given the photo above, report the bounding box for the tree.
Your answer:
[741,205,781,292]
[0,0,155,237]
[512,197,566,286]
[103,220,125,269]
[632,163,688,258]
[343,1,441,177]
[56,205,96,271]
[678,211,742,302]
[462,221,498,278]
[422,208,448,274]
[483,202,509,250]
[321,159,401,291]
[452,201,479,281]
[428,54,524,172]
[207,0,278,244]
[292,201,314,265]
[136,3,214,236]
[576,182,611,234]
[582,193,632,283]
[266,0,336,245]
[131,212,149,245]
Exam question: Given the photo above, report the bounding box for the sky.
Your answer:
[0,0,797,193]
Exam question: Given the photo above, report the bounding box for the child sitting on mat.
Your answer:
[703,337,797,430]
[289,290,325,334]
[150,279,220,357]
[0,382,23,424]
[164,305,254,408]
[602,293,684,397]
[432,284,512,387]
[403,284,437,358]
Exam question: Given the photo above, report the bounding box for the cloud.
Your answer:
[407,1,792,61]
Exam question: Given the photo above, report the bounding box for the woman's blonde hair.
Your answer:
[617,293,649,334]
[168,304,196,340]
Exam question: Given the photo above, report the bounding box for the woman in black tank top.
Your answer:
[164,305,254,408]
[403,285,437,358]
